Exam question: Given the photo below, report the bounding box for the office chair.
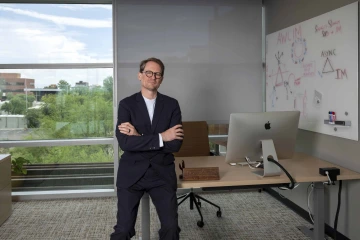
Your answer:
[174,121,221,228]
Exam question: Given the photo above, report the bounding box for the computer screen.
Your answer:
[225,111,300,165]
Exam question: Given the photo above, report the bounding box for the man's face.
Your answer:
[138,61,163,92]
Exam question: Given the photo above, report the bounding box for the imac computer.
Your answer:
[225,111,300,177]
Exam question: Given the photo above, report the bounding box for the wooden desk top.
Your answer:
[175,152,360,188]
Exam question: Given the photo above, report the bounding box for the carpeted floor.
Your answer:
[0,191,314,240]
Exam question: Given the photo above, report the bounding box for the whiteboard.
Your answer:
[265,2,358,141]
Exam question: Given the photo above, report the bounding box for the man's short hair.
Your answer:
[139,57,165,76]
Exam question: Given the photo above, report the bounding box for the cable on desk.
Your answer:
[307,182,331,240]
[267,157,296,189]
[308,180,342,240]
[278,183,299,190]
[333,180,342,240]
[244,156,260,169]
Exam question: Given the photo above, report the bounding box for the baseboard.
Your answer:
[264,187,350,240]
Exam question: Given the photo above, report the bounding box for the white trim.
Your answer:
[262,4,266,112]
[209,135,228,138]
[0,138,113,147]
[12,188,201,201]
[12,189,116,201]
[0,0,112,4]
[112,0,119,189]
[0,63,113,69]
[24,88,62,92]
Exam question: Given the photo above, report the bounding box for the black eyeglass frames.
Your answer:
[142,70,163,79]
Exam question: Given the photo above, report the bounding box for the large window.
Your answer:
[0,3,114,193]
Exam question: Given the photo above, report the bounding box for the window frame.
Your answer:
[0,0,118,199]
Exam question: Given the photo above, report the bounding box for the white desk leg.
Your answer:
[297,182,325,240]
[141,193,150,240]
[313,182,325,240]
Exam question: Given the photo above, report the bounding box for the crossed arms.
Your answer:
[115,101,184,153]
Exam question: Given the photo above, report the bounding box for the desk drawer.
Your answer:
[0,184,12,226]
[0,157,11,191]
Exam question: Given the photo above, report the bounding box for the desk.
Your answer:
[140,152,360,240]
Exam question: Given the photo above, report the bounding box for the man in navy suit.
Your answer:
[111,57,184,240]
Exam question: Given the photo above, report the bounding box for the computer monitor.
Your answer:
[225,111,300,177]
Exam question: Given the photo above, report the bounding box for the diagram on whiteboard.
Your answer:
[265,2,358,141]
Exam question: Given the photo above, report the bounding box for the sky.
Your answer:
[0,4,113,88]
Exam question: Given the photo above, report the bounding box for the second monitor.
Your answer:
[225,111,300,177]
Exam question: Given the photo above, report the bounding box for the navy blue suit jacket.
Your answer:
[115,92,182,190]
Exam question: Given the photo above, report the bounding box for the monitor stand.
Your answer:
[252,139,281,177]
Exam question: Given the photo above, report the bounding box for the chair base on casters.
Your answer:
[177,189,221,228]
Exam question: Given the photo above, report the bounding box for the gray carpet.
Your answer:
[0,191,313,240]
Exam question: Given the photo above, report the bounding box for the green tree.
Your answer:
[103,76,113,93]
[103,76,113,101]
[1,102,12,114]
[10,76,115,165]
[15,94,35,105]
[7,97,25,114]
[25,109,42,128]
[73,86,89,96]
[0,78,5,91]
[6,92,14,100]
[1,94,35,114]
[10,145,113,164]
[44,84,58,89]
[57,80,71,92]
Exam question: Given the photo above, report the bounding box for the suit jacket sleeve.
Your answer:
[115,101,160,152]
[161,100,183,153]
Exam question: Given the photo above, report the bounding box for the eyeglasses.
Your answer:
[142,70,163,79]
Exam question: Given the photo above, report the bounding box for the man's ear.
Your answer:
[138,72,142,80]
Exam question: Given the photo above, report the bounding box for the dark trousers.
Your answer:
[110,166,180,240]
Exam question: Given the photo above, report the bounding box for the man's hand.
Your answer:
[118,122,140,136]
[161,124,184,142]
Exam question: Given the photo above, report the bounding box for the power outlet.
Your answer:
[319,167,340,181]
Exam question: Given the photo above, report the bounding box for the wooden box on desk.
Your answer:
[182,167,220,181]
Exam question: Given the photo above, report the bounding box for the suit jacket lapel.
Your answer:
[151,92,164,133]
[136,92,152,128]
